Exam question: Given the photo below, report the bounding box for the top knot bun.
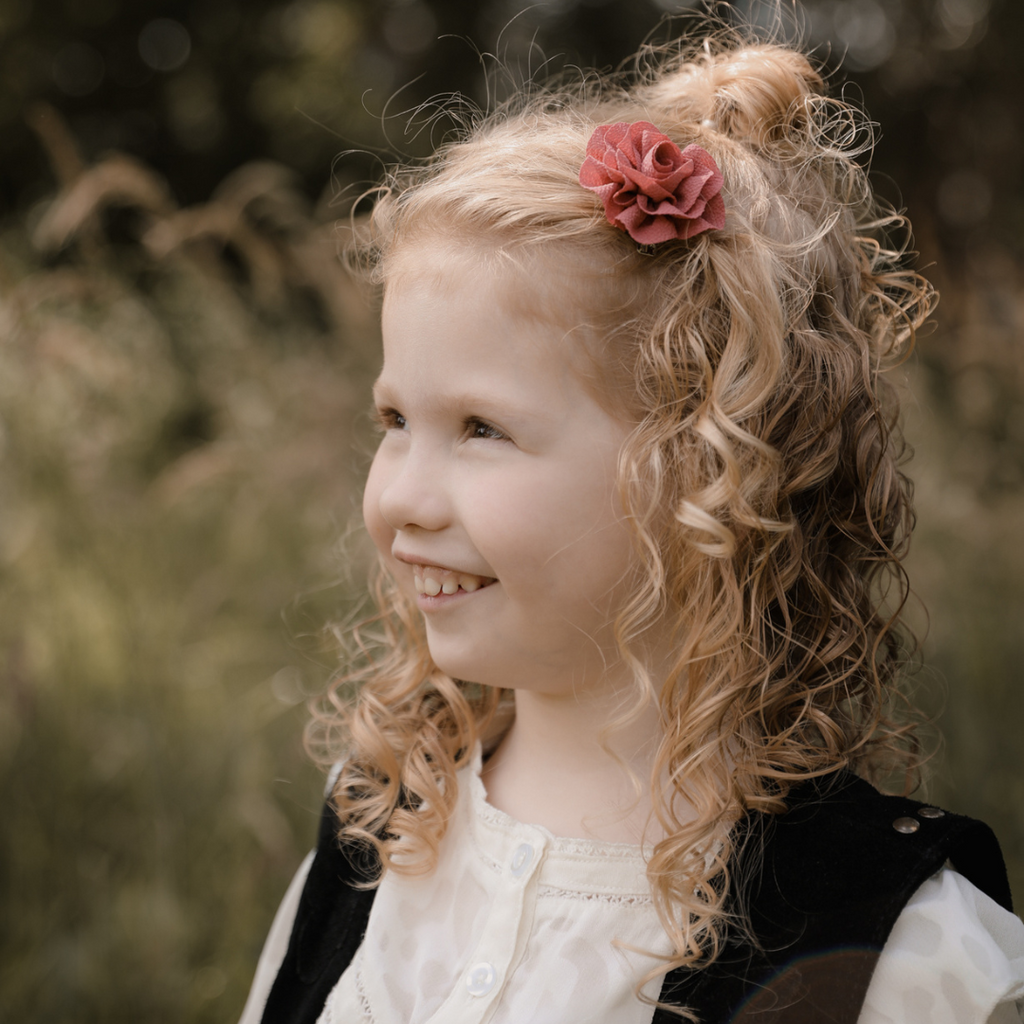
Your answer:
[645,44,825,148]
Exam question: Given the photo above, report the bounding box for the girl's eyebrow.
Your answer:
[371,378,397,405]
[372,380,555,426]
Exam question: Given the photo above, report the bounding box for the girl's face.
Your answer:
[363,251,639,696]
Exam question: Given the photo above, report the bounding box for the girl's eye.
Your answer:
[374,407,407,431]
[467,418,507,441]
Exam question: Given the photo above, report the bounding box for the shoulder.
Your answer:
[743,771,1013,947]
[255,799,380,1024]
[656,776,1015,1022]
[237,851,316,1024]
[862,868,1024,1024]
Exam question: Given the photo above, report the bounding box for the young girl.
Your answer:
[239,31,1024,1024]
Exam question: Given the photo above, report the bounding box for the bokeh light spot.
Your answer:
[52,41,105,97]
[935,0,991,48]
[271,666,305,705]
[938,0,990,32]
[383,0,438,56]
[833,0,895,71]
[138,18,192,72]
[194,965,227,1001]
[276,1,357,58]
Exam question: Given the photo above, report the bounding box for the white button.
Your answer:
[510,842,534,877]
[466,961,497,996]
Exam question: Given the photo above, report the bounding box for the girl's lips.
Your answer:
[412,564,497,597]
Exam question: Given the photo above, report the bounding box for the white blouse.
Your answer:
[238,754,1024,1024]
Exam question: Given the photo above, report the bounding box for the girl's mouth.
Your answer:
[413,565,497,597]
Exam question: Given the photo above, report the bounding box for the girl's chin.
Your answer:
[423,641,492,688]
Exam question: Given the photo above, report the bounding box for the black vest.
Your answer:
[260,771,1012,1024]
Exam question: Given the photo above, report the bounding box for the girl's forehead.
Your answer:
[384,240,546,313]
[383,234,632,328]
[381,236,641,418]
[380,250,577,375]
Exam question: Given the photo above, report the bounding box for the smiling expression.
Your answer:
[362,247,639,696]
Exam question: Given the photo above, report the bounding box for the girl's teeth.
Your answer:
[413,566,493,597]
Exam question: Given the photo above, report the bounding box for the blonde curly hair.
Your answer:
[309,28,936,1005]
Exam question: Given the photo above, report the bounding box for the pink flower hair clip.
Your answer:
[579,120,726,245]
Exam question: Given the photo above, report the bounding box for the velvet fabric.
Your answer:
[652,772,1012,1023]
[258,806,378,1024]
[260,771,1012,1024]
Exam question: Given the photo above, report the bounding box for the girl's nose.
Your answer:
[375,449,452,534]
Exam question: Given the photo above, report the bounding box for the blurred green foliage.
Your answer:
[0,1,1022,1021]
[902,243,1024,904]
[0,139,379,1019]
[4,0,1023,256]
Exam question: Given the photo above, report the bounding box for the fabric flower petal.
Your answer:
[579,123,726,243]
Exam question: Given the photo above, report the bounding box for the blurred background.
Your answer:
[0,0,1021,1019]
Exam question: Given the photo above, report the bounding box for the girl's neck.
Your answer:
[479,687,668,846]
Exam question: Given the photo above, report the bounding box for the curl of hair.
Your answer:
[308,29,936,1015]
